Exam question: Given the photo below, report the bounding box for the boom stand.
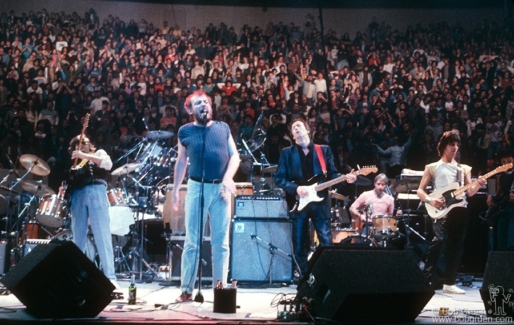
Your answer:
[251,234,293,287]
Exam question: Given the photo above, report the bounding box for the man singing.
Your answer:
[417,131,486,294]
[274,118,355,280]
[172,90,240,302]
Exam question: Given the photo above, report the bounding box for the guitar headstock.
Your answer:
[496,163,513,173]
[83,113,90,129]
[357,166,378,176]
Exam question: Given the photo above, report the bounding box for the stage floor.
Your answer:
[0,278,506,324]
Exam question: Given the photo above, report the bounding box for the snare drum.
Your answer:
[36,195,67,228]
[372,215,398,239]
[107,188,127,206]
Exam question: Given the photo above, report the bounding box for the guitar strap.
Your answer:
[314,145,326,174]
[457,163,463,187]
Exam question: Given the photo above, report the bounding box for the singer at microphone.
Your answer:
[171,90,240,303]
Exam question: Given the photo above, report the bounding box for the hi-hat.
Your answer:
[145,130,174,140]
[19,154,51,176]
[329,191,350,202]
[111,163,142,176]
[21,180,55,197]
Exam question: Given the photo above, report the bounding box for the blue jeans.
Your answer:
[292,198,332,279]
[70,183,116,281]
[180,179,231,293]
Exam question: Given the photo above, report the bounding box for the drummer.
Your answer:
[349,173,396,233]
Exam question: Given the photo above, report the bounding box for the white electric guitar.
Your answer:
[425,163,513,219]
[290,166,377,212]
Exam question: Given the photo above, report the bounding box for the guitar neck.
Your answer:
[453,169,499,197]
[314,174,349,192]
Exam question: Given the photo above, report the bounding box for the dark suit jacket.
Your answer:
[274,143,340,199]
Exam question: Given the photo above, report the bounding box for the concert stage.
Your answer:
[0,278,507,324]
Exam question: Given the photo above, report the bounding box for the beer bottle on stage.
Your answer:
[128,274,137,305]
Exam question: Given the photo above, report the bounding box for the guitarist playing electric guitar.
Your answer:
[274,118,357,280]
[416,131,487,295]
[58,134,120,290]
[486,148,514,250]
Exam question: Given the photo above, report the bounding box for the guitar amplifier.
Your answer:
[234,195,288,219]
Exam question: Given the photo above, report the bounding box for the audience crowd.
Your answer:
[1,8,514,189]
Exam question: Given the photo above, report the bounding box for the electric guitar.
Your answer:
[425,163,513,219]
[289,166,377,213]
[68,114,90,193]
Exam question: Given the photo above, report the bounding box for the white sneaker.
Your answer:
[110,280,121,290]
[443,284,465,294]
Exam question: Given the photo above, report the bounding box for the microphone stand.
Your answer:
[194,111,208,303]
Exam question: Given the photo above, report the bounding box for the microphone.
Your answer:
[142,117,148,130]
[251,234,256,239]
[200,109,207,117]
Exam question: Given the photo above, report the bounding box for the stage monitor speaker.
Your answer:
[230,218,293,283]
[169,236,212,281]
[480,251,514,318]
[297,248,434,324]
[1,240,114,318]
[234,195,288,219]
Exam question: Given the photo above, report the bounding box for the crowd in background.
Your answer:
[1,8,514,190]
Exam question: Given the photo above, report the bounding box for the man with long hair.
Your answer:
[417,131,486,294]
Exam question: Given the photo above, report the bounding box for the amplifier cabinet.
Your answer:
[234,195,288,219]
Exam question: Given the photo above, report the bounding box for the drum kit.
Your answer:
[0,154,62,265]
[329,180,430,249]
[108,130,176,279]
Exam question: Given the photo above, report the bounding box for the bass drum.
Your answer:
[337,235,378,247]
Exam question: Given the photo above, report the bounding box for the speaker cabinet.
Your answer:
[297,248,434,324]
[480,251,514,318]
[1,240,114,318]
[168,236,212,280]
[234,195,288,218]
[230,218,293,282]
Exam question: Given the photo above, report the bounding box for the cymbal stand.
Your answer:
[113,139,145,164]
[1,167,32,242]
[257,151,272,194]
[241,138,270,194]
[125,177,159,281]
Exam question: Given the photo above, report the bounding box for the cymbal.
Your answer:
[262,165,277,173]
[19,154,51,176]
[329,191,350,202]
[354,175,372,186]
[245,135,265,152]
[111,163,142,176]
[391,180,420,193]
[21,180,55,197]
[145,130,174,140]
